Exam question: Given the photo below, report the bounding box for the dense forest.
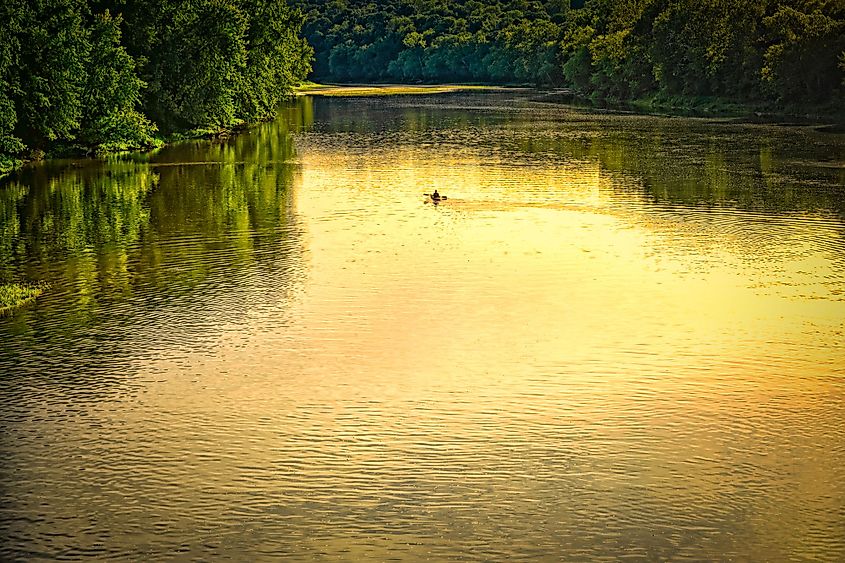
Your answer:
[0,0,312,174]
[294,0,844,109]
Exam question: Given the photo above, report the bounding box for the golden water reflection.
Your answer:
[1,92,843,560]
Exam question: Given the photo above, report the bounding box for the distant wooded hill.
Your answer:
[292,0,844,110]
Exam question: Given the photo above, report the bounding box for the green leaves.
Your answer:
[15,0,89,144]
[122,0,311,132]
[561,0,843,107]
[147,0,249,130]
[237,0,313,120]
[0,283,45,314]
[294,0,565,84]
[762,2,845,102]
[0,0,311,168]
[0,2,25,171]
[81,10,157,151]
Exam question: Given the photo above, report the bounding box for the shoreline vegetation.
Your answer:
[534,89,845,129]
[299,82,843,127]
[0,283,46,316]
[293,0,843,120]
[2,1,842,180]
[1,0,312,179]
[2,80,840,182]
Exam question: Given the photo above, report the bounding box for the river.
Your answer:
[1,91,844,560]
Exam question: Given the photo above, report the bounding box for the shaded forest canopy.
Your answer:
[293,0,843,107]
[0,0,312,173]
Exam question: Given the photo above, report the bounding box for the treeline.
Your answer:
[561,0,843,107]
[294,0,568,84]
[1,0,312,174]
[294,0,844,109]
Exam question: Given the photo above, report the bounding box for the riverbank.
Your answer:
[632,92,844,126]
[532,88,844,128]
[0,283,45,315]
[0,120,258,182]
[298,83,845,128]
[0,85,508,181]
[295,83,513,97]
[4,84,840,183]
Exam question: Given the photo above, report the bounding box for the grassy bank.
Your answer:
[0,283,46,315]
[295,83,511,97]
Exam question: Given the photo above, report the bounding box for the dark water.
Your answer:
[1,92,844,560]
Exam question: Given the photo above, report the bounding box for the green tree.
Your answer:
[236,0,313,120]
[292,0,563,85]
[1,0,311,173]
[80,10,157,152]
[762,2,845,103]
[13,0,90,147]
[502,20,562,85]
[146,0,249,131]
[0,2,26,172]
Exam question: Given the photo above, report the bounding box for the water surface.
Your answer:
[1,92,844,560]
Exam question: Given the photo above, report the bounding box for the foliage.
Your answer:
[0,0,311,169]
[565,0,844,108]
[762,2,845,103]
[0,283,45,314]
[237,0,314,120]
[292,0,567,85]
[98,0,313,132]
[296,0,843,112]
[12,0,90,146]
[0,3,25,175]
[148,0,250,130]
[80,11,158,152]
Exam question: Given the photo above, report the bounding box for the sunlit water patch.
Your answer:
[1,92,844,560]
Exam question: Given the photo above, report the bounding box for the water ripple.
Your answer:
[2,91,844,561]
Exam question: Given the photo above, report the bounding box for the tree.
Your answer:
[0,2,26,170]
[237,0,313,120]
[13,0,90,147]
[145,0,249,131]
[0,0,311,173]
[80,10,157,151]
[762,2,845,103]
[292,0,565,85]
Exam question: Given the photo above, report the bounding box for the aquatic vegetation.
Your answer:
[0,283,45,315]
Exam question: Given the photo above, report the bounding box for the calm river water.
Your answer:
[1,92,844,560]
